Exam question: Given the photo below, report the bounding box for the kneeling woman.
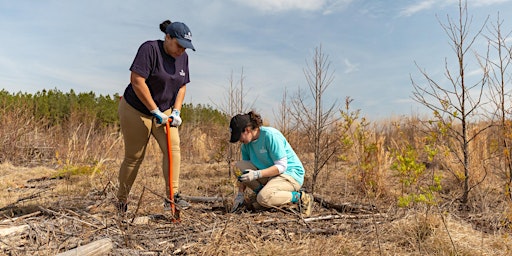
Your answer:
[229,111,313,216]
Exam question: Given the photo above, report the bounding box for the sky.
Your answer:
[1,0,512,124]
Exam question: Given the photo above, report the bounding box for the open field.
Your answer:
[1,140,511,255]
[0,92,511,255]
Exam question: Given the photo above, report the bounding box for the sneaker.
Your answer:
[300,192,313,217]
[116,201,128,213]
[164,194,191,211]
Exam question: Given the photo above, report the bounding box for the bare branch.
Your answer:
[411,0,490,205]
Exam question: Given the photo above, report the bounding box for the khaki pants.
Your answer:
[116,98,180,202]
[235,161,301,208]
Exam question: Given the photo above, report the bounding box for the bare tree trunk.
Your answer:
[214,68,255,177]
[274,87,293,137]
[411,0,490,206]
[291,45,340,193]
[483,13,512,200]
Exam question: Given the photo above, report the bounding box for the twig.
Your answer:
[26,175,61,183]
[142,186,169,201]
[131,186,146,224]
[142,186,181,221]
[369,199,382,256]
[297,228,338,235]
[38,206,98,227]
[100,180,114,197]
[212,216,231,255]
[1,211,41,224]
[37,206,116,233]
[436,204,457,255]
[76,210,108,229]
[0,189,51,212]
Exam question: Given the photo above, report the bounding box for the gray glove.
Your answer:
[238,169,261,182]
[231,192,245,212]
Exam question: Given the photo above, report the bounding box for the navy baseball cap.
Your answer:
[166,22,196,51]
[229,114,250,143]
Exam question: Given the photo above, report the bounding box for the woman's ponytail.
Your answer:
[159,20,172,33]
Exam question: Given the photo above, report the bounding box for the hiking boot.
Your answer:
[163,200,172,211]
[300,192,313,217]
[115,201,128,213]
[164,194,191,211]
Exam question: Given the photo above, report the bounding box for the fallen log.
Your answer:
[255,213,388,224]
[313,194,377,213]
[142,186,227,204]
[0,225,29,237]
[180,195,226,203]
[56,238,113,256]
[304,213,387,222]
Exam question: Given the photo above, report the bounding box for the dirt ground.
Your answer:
[0,162,511,255]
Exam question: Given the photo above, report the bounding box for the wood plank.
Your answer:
[56,238,113,256]
[0,225,29,237]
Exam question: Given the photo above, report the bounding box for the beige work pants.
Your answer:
[116,98,180,202]
[235,161,301,208]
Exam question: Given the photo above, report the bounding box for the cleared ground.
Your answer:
[1,161,510,255]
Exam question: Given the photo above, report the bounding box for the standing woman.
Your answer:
[229,111,314,216]
[116,20,195,212]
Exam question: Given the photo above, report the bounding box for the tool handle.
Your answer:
[165,121,176,216]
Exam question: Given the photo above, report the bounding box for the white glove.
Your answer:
[150,108,168,124]
[169,109,182,127]
[231,192,245,212]
[238,169,261,182]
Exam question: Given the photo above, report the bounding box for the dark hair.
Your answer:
[159,20,172,33]
[247,111,263,129]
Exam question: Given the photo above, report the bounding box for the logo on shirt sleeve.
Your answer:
[179,69,186,76]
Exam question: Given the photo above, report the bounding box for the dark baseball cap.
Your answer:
[166,22,196,51]
[229,114,250,143]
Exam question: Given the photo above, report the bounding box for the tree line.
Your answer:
[0,88,227,128]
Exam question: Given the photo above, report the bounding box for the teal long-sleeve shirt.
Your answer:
[241,126,305,185]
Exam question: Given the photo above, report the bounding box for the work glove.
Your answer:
[238,169,261,182]
[150,108,169,125]
[231,192,245,212]
[169,109,182,127]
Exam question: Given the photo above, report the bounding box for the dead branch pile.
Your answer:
[0,179,384,255]
[2,169,511,255]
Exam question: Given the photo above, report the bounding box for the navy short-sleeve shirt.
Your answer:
[123,40,190,115]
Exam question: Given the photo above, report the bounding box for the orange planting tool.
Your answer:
[166,120,180,222]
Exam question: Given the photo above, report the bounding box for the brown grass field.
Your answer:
[1,115,512,255]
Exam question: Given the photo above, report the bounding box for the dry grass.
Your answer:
[1,156,511,255]
[1,111,512,255]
